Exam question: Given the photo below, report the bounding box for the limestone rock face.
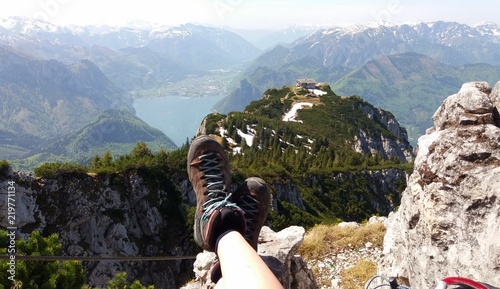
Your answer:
[185,226,318,289]
[379,81,500,288]
[272,179,306,211]
[0,171,193,289]
[354,103,415,163]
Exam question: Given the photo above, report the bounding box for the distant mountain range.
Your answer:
[215,21,500,143]
[0,17,262,166]
[290,21,500,68]
[1,17,500,165]
[0,17,261,88]
[0,18,260,73]
[0,46,135,160]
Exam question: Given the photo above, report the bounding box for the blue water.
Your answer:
[133,95,225,147]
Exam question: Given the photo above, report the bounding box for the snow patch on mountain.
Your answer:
[0,16,66,34]
[283,102,313,122]
[238,127,255,147]
[219,126,255,154]
[309,89,327,96]
[150,26,193,39]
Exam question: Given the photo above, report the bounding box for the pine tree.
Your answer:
[89,154,101,169]
[131,142,153,159]
[101,151,113,167]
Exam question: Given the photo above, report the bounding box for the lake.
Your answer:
[133,95,225,147]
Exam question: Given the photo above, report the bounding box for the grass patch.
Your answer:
[339,259,377,289]
[298,222,386,260]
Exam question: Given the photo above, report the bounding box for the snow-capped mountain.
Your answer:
[288,21,500,68]
[145,23,261,69]
[0,16,84,47]
[0,16,261,75]
[0,16,67,34]
[474,21,500,42]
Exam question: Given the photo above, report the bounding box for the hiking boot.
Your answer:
[210,177,271,283]
[232,177,271,250]
[187,135,246,252]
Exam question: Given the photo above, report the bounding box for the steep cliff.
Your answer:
[379,81,500,287]
[0,169,194,288]
[352,99,414,162]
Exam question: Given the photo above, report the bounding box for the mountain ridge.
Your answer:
[215,20,500,143]
[203,83,414,166]
[331,53,500,142]
[0,47,133,138]
[0,17,261,67]
[11,109,177,169]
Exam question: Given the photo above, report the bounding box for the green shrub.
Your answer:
[34,162,88,178]
[0,230,85,289]
[0,160,9,176]
[103,272,154,289]
[204,113,225,135]
[270,201,319,231]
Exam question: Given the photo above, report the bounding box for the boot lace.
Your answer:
[197,152,240,219]
[237,194,259,240]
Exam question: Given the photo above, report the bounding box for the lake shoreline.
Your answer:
[133,95,225,147]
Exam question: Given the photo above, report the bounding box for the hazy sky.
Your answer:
[1,0,499,29]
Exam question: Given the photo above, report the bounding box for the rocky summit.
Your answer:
[379,81,500,288]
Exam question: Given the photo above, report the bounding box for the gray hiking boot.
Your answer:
[187,135,246,252]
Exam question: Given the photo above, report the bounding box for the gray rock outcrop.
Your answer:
[272,179,306,211]
[183,226,318,289]
[378,81,500,288]
[354,102,415,162]
[0,171,194,289]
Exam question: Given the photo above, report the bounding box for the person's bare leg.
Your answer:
[216,231,284,289]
